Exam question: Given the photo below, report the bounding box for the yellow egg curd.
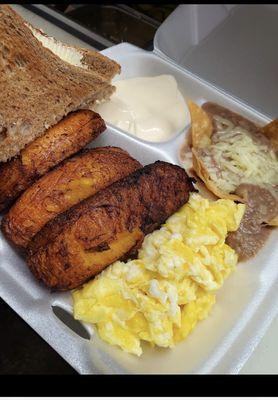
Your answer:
[72,193,245,356]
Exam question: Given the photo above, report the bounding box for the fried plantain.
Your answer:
[0,110,105,212]
[1,147,142,248]
[27,161,196,290]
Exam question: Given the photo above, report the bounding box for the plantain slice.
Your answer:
[1,147,142,248]
[0,110,105,212]
[26,161,195,290]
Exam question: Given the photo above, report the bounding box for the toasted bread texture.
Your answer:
[27,161,196,290]
[0,5,120,162]
[0,110,106,211]
[2,147,142,248]
[27,24,120,81]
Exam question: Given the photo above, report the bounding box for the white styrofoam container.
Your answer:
[0,5,277,374]
[154,4,278,119]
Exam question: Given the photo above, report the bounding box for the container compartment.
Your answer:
[0,42,277,374]
[154,4,278,118]
[101,43,269,148]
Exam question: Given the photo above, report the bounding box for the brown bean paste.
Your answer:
[226,184,278,261]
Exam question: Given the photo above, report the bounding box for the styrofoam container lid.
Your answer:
[154,4,278,119]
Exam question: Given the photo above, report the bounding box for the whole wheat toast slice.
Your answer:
[0,5,120,162]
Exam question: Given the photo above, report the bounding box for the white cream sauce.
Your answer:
[93,75,190,142]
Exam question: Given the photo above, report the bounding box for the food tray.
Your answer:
[1,8,278,374]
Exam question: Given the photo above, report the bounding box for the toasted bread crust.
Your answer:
[27,161,196,290]
[0,5,119,162]
[26,24,121,81]
[1,147,141,248]
[0,110,106,211]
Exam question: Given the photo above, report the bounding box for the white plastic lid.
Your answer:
[154,4,278,119]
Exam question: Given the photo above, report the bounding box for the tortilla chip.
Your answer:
[262,119,278,152]
[268,215,278,226]
[188,100,278,225]
[187,101,213,149]
[188,101,244,201]
[192,148,244,202]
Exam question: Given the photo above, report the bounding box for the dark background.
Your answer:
[48,4,177,49]
[0,299,76,374]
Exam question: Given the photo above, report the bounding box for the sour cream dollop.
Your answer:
[93,75,190,142]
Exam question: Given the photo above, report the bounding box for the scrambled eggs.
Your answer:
[72,193,245,356]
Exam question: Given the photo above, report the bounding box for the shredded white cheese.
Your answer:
[200,115,278,193]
